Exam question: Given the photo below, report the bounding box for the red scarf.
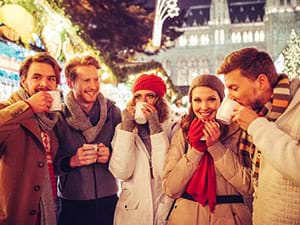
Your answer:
[186,140,217,212]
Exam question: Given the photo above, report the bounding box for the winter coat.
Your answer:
[163,123,253,225]
[54,98,121,200]
[0,92,58,225]
[109,122,173,225]
[248,78,300,225]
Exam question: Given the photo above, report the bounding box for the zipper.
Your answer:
[149,155,154,179]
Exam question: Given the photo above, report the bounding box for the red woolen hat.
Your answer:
[132,74,167,97]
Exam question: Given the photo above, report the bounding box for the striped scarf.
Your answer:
[239,74,291,186]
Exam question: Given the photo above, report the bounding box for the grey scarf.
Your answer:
[40,164,57,225]
[16,88,58,132]
[64,91,107,143]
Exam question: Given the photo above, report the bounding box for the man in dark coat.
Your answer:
[0,53,61,225]
[54,55,121,225]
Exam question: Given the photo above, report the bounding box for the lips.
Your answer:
[198,111,215,118]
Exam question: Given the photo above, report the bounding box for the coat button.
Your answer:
[29,209,36,215]
[37,161,44,168]
[34,185,40,191]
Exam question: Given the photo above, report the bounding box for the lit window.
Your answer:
[254,30,260,42]
[189,35,198,46]
[248,31,253,42]
[178,35,187,47]
[259,31,265,41]
[243,31,248,42]
[215,30,219,44]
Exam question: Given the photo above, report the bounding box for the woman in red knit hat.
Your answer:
[109,74,173,225]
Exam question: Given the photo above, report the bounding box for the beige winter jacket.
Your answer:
[163,123,253,225]
[248,78,300,225]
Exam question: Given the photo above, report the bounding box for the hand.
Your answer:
[26,91,53,113]
[97,143,110,163]
[232,105,259,130]
[188,119,206,152]
[203,120,221,147]
[141,103,157,118]
[70,146,98,168]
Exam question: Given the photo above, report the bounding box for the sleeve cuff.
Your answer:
[207,141,226,161]
[248,117,269,136]
[186,147,204,165]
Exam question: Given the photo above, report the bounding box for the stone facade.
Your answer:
[148,0,300,86]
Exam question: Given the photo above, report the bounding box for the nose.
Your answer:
[90,80,99,90]
[40,77,50,87]
[228,92,235,100]
[200,101,208,110]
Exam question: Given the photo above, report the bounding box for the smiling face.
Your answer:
[191,86,221,120]
[21,62,58,96]
[67,65,100,111]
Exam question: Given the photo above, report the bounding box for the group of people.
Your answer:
[0,47,299,225]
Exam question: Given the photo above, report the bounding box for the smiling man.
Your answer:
[217,48,300,225]
[0,53,62,225]
[54,55,121,225]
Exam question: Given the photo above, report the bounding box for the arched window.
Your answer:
[243,31,248,42]
[259,31,265,41]
[254,30,260,42]
[231,32,236,43]
[189,35,198,46]
[248,31,253,42]
[178,35,187,47]
[215,30,219,44]
[220,29,225,45]
[236,32,241,43]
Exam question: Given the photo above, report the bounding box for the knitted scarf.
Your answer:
[186,123,216,212]
[239,74,290,185]
[16,88,58,132]
[64,91,107,143]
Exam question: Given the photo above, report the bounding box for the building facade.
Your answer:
[151,0,300,86]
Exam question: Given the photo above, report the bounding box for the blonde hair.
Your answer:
[64,55,100,81]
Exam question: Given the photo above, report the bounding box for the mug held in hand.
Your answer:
[135,102,147,124]
[216,98,239,125]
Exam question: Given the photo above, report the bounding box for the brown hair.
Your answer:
[155,97,169,123]
[64,55,100,81]
[19,52,61,84]
[180,74,224,140]
[217,48,278,87]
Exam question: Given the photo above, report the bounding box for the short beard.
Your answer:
[251,99,263,112]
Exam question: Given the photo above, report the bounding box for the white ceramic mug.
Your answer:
[47,90,62,111]
[135,102,147,124]
[216,98,240,125]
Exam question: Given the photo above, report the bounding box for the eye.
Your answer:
[230,86,238,91]
[208,97,217,102]
[49,77,57,82]
[134,94,142,100]
[146,94,157,99]
[193,98,201,103]
[32,75,41,80]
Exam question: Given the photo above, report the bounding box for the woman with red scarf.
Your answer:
[163,74,253,225]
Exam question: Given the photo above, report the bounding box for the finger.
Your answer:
[203,129,210,139]
[205,121,219,133]
[191,120,205,133]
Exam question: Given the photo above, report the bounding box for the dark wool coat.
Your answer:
[0,92,58,225]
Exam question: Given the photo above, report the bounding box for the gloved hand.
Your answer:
[146,111,162,134]
[120,108,135,132]
[188,119,207,152]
